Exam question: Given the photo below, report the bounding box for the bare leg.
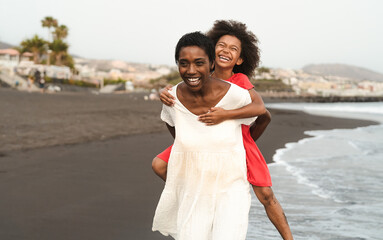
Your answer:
[253,186,293,239]
[151,157,168,181]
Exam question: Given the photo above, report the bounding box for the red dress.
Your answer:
[157,73,272,187]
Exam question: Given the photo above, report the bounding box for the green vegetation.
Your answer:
[20,35,47,64]
[257,67,271,74]
[44,77,98,88]
[150,71,182,88]
[53,25,68,40]
[16,16,73,69]
[103,78,129,86]
[41,16,58,40]
[49,39,68,66]
[250,78,293,92]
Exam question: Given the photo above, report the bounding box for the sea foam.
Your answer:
[247,102,383,240]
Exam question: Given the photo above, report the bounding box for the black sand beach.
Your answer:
[0,88,378,240]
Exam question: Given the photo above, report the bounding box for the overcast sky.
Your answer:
[1,0,382,73]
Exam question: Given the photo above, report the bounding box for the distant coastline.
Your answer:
[260,92,383,103]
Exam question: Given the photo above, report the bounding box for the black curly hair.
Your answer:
[207,20,260,77]
[175,31,215,65]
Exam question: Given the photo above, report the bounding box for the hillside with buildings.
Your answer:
[0,40,173,90]
[303,64,383,82]
[267,65,383,97]
[1,39,382,97]
[74,57,173,87]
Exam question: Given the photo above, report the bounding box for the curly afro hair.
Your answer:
[207,20,260,77]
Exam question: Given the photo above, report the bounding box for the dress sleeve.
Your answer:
[232,73,254,90]
[160,105,175,127]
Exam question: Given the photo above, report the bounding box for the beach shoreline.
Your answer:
[0,88,379,239]
[1,88,379,156]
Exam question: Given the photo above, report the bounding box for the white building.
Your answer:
[0,49,33,68]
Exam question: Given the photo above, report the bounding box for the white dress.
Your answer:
[152,82,255,240]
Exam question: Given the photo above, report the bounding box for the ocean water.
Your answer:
[246,102,383,240]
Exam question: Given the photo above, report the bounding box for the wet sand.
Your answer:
[0,88,378,240]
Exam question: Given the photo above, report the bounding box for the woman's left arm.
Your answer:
[198,89,266,125]
[166,123,176,139]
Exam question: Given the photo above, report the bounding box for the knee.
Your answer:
[254,186,277,206]
[152,157,167,175]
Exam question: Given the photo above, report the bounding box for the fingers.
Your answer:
[198,117,210,123]
[199,118,219,125]
[160,89,175,99]
[200,119,214,125]
[160,96,174,106]
[160,87,175,98]
[198,116,217,126]
[198,113,212,120]
[160,94,175,106]
[198,116,209,122]
[159,88,175,106]
[202,120,218,126]
[164,92,175,100]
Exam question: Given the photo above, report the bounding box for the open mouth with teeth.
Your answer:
[186,77,201,86]
[218,55,231,62]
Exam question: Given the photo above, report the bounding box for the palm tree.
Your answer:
[49,39,68,66]
[20,35,47,64]
[37,17,72,67]
[54,25,68,40]
[61,53,75,69]
[41,16,58,41]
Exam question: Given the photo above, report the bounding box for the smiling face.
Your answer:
[178,46,213,92]
[215,35,243,70]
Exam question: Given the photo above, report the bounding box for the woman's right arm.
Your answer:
[249,109,271,142]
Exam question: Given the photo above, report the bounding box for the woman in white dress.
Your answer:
[152,32,257,240]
